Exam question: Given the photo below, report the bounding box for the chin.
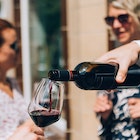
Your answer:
[118,34,131,44]
[118,38,130,45]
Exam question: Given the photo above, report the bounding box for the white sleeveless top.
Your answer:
[0,78,29,140]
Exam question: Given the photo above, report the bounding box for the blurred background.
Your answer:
[0,0,113,140]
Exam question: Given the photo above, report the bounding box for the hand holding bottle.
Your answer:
[95,41,140,83]
[94,95,113,121]
[49,61,140,90]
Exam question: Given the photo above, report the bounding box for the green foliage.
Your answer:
[32,0,61,36]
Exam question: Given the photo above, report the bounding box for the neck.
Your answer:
[0,76,13,98]
[0,73,7,84]
[0,66,9,83]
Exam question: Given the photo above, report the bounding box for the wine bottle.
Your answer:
[48,62,140,90]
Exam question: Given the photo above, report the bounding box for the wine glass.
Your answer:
[28,78,64,138]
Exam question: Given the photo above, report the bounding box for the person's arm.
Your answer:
[97,111,115,139]
[95,41,140,83]
[94,91,114,138]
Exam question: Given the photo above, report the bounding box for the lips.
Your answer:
[115,30,126,38]
[118,32,125,37]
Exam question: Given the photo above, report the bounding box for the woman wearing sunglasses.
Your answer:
[105,0,140,45]
[94,0,140,139]
[0,19,45,140]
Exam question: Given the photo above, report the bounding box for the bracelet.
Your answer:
[133,40,140,46]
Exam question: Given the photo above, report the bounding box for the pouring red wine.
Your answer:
[28,78,64,137]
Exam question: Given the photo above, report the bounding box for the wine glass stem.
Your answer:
[43,127,54,139]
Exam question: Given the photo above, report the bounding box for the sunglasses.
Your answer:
[104,14,129,26]
[10,41,19,53]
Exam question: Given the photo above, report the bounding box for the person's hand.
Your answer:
[94,95,113,121]
[95,41,140,83]
[8,119,45,140]
[128,98,140,119]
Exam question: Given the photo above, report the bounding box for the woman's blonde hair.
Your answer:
[108,0,140,24]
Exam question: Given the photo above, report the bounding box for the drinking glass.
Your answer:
[28,78,64,138]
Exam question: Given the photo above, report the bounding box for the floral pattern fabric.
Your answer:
[97,88,140,140]
[0,78,29,140]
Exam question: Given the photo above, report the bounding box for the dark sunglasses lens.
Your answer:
[105,17,115,26]
[10,42,19,53]
[118,14,129,24]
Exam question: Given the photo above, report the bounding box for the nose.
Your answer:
[112,18,122,29]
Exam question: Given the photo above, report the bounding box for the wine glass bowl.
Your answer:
[28,78,64,128]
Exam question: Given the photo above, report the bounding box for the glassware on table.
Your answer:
[28,78,64,138]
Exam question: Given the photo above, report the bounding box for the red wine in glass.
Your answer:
[30,109,61,127]
[28,78,64,137]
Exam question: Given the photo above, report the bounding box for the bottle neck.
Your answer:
[48,70,78,81]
